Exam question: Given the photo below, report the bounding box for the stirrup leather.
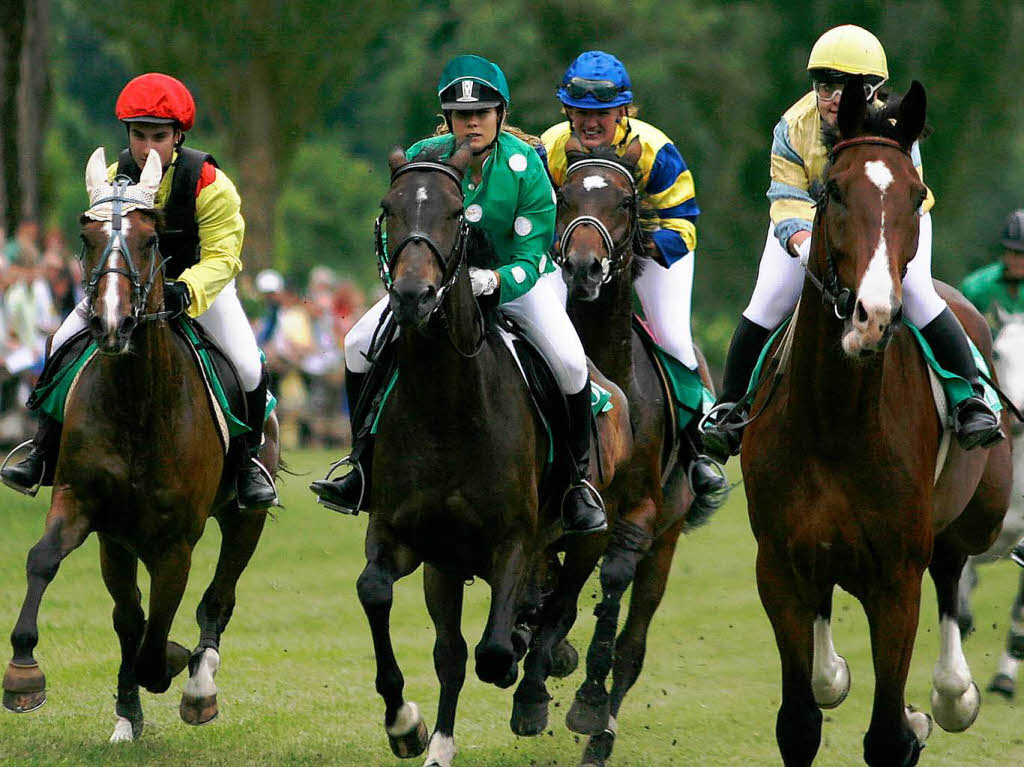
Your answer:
[0,440,43,497]
[315,455,365,515]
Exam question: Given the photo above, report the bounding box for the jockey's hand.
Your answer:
[469,268,499,297]
[164,281,192,318]
[795,237,812,267]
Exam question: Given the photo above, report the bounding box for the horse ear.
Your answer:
[837,74,868,139]
[565,132,585,155]
[448,140,473,174]
[388,146,407,174]
[621,136,643,169]
[85,146,108,197]
[137,149,162,196]
[895,80,926,150]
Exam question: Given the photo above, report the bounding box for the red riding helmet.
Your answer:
[115,73,195,131]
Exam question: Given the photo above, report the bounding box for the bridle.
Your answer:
[806,136,912,320]
[552,157,640,283]
[82,176,172,324]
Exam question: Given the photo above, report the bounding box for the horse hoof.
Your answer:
[580,717,617,766]
[987,672,1015,699]
[385,702,429,758]
[1008,632,1024,660]
[813,654,850,709]
[180,693,219,725]
[2,661,46,713]
[566,683,609,735]
[549,639,579,679]
[931,681,980,732]
[495,662,519,689]
[905,705,933,744]
[166,641,191,678]
[510,698,549,737]
[110,714,143,742]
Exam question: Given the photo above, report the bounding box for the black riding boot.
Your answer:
[684,413,728,499]
[920,307,1003,450]
[700,316,772,462]
[236,372,279,509]
[1,415,62,496]
[310,370,374,513]
[562,386,607,535]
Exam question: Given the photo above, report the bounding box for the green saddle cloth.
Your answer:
[34,319,276,438]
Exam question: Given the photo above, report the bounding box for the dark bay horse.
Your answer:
[551,134,724,766]
[743,79,1012,766]
[1,148,279,741]
[357,144,630,766]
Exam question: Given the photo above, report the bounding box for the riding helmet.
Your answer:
[115,73,196,131]
[557,51,633,109]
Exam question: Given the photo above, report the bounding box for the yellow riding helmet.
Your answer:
[807,25,888,80]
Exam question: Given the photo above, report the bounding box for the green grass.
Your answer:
[1,449,1023,766]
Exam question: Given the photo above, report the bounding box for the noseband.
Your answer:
[553,158,639,283]
[806,137,912,320]
[83,176,171,324]
[375,161,470,314]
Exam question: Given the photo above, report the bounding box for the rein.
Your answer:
[552,157,640,283]
[83,176,172,324]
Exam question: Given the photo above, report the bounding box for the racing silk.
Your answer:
[106,149,244,317]
[768,91,935,249]
[405,132,556,304]
[539,118,699,267]
[960,262,1024,315]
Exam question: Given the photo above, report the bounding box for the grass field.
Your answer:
[1,448,1023,766]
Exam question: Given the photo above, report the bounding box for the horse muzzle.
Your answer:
[389,279,437,328]
[561,252,605,302]
[841,298,902,358]
[88,312,136,355]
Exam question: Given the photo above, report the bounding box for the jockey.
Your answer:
[310,54,607,535]
[537,50,726,501]
[1,73,278,508]
[702,24,1003,458]
[960,209,1024,317]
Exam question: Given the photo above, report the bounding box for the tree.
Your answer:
[0,0,26,234]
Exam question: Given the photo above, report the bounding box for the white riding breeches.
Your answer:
[634,251,697,370]
[52,279,263,392]
[345,271,589,394]
[743,213,945,330]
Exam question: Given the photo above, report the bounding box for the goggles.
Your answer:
[564,77,626,103]
[814,78,885,103]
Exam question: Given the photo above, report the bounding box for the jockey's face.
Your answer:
[1004,248,1024,280]
[565,106,627,150]
[450,108,499,156]
[127,122,182,170]
[816,93,840,127]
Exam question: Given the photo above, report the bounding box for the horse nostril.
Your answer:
[856,301,868,324]
[88,314,104,335]
[587,259,603,277]
[118,316,137,338]
[418,284,436,307]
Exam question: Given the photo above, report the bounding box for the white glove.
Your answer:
[469,268,498,297]
[795,237,812,267]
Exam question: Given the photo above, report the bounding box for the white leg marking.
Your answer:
[182,648,220,700]
[997,651,1020,679]
[905,706,933,743]
[386,701,422,736]
[931,616,980,732]
[811,616,850,707]
[423,732,456,767]
[109,715,136,742]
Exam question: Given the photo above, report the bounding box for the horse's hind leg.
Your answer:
[988,568,1024,698]
[181,509,267,725]
[98,535,147,742]
[422,565,467,767]
[134,542,193,694]
[3,497,91,713]
[927,533,980,732]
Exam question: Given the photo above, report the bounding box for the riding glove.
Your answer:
[469,268,499,296]
[164,281,192,318]
[795,237,812,267]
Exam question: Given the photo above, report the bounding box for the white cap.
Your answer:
[255,268,284,294]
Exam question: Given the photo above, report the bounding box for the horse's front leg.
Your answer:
[134,542,192,694]
[181,508,268,725]
[475,538,529,689]
[3,491,91,713]
[357,526,425,759]
[422,564,467,767]
[988,568,1024,698]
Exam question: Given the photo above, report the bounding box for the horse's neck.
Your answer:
[93,323,187,415]
[567,271,634,387]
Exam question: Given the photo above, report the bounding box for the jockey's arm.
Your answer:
[644,140,698,266]
[768,117,816,253]
[493,156,556,304]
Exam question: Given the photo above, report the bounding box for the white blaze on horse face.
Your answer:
[99,220,130,329]
[583,175,608,191]
[850,159,897,353]
[415,186,428,204]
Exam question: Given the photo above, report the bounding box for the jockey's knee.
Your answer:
[238,355,262,392]
[559,352,589,394]
[344,331,372,374]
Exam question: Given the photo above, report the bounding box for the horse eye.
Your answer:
[828,182,844,205]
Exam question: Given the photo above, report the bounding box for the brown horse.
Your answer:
[1,148,279,741]
[743,79,1012,766]
[551,134,724,766]
[355,144,630,766]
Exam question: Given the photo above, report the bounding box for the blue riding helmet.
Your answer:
[557,51,632,109]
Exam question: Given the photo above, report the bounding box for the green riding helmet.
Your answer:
[438,54,510,111]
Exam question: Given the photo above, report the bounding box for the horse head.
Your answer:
[817,75,928,357]
[555,134,643,301]
[80,147,164,354]
[380,142,473,329]
[993,309,1024,419]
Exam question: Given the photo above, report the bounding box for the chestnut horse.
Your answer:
[2,149,280,741]
[551,135,724,767]
[355,144,629,767]
[743,79,1011,766]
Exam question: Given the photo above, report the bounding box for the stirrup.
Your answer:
[687,455,727,496]
[0,440,43,498]
[237,456,279,510]
[561,478,606,516]
[698,402,743,436]
[1011,540,1024,569]
[315,455,365,515]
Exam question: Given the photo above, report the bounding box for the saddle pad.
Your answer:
[632,315,714,432]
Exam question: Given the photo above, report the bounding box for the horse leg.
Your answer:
[580,521,678,767]
[422,565,466,767]
[134,543,193,694]
[476,539,528,689]
[862,574,931,767]
[181,509,267,725]
[3,497,91,713]
[98,535,146,742]
[956,558,978,639]
[989,568,1024,698]
[357,535,426,758]
[809,591,851,709]
[927,533,980,732]
[567,510,654,737]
